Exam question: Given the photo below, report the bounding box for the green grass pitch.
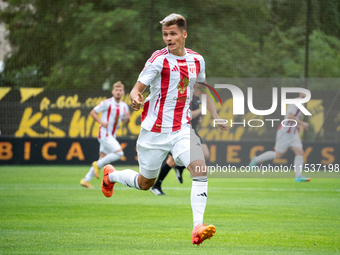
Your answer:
[0,165,339,254]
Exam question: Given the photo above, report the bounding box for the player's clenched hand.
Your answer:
[102,121,109,128]
[131,92,143,111]
[216,122,228,131]
[301,121,309,130]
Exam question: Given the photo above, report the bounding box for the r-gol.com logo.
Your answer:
[200,84,312,128]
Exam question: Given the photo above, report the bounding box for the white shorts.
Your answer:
[98,136,122,155]
[274,130,303,153]
[136,126,204,179]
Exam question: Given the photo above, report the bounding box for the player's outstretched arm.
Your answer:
[130,81,147,111]
[195,82,228,131]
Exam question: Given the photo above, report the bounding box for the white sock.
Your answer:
[294,155,303,178]
[83,166,95,182]
[255,151,276,163]
[97,151,124,168]
[109,169,140,190]
[191,176,208,229]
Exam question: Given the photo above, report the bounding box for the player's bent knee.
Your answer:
[296,151,304,156]
[189,160,208,177]
[137,175,156,190]
[166,155,176,168]
[292,147,304,156]
[139,182,153,191]
[115,151,124,157]
[275,152,285,159]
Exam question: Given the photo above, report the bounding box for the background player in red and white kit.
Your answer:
[80,81,130,188]
[249,92,310,182]
[101,13,228,245]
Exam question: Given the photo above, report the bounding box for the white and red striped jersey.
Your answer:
[278,97,304,134]
[93,98,129,138]
[138,47,206,133]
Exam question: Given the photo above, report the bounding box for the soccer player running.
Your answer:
[151,91,210,196]
[101,14,228,245]
[80,81,130,188]
[249,92,311,182]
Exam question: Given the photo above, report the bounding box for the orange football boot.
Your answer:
[101,164,116,197]
[191,223,216,245]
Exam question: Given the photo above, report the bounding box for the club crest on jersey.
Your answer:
[177,76,189,94]
[189,64,195,73]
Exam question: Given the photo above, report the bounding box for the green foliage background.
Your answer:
[1,0,340,89]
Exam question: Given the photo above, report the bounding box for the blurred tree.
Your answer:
[0,0,80,88]
[316,0,340,38]
[1,0,340,89]
[0,0,151,89]
[43,2,150,89]
[183,0,270,78]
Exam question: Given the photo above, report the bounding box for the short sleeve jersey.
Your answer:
[138,47,206,133]
[93,98,129,138]
[278,97,304,134]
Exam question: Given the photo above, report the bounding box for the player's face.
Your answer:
[162,25,187,56]
[112,87,124,100]
[299,92,306,98]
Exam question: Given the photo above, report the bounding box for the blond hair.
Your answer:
[159,13,186,30]
[112,81,124,89]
